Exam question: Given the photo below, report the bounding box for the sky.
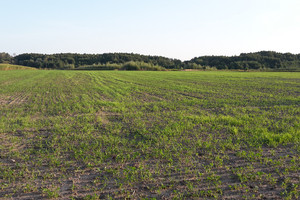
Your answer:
[1,0,300,60]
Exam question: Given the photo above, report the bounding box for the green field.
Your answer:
[0,71,299,199]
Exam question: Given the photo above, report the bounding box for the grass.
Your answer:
[0,64,36,70]
[0,70,299,199]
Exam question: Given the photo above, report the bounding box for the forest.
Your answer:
[1,51,300,70]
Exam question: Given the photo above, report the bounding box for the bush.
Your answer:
[122,61,140,70]
[74,61,165,71]
[122,61,165,71]
[76,63,122,70]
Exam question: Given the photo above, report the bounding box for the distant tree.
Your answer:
[0,52,12,63]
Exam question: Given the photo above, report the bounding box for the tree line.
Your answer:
[187,51,300,70]
[11,53,181,70]
[1,51,300,70]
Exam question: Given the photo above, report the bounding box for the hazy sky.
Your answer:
[1,0,300,60]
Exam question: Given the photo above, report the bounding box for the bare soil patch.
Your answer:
[0,94,28,106]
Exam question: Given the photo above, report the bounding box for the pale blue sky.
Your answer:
[1,0,300,60]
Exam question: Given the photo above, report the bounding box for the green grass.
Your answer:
[0,70,299,199]
[0,64,36,70]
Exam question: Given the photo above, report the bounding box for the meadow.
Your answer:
[0,70,299,199]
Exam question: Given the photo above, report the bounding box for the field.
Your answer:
[0,70,299,199]
[0,64,36,71]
